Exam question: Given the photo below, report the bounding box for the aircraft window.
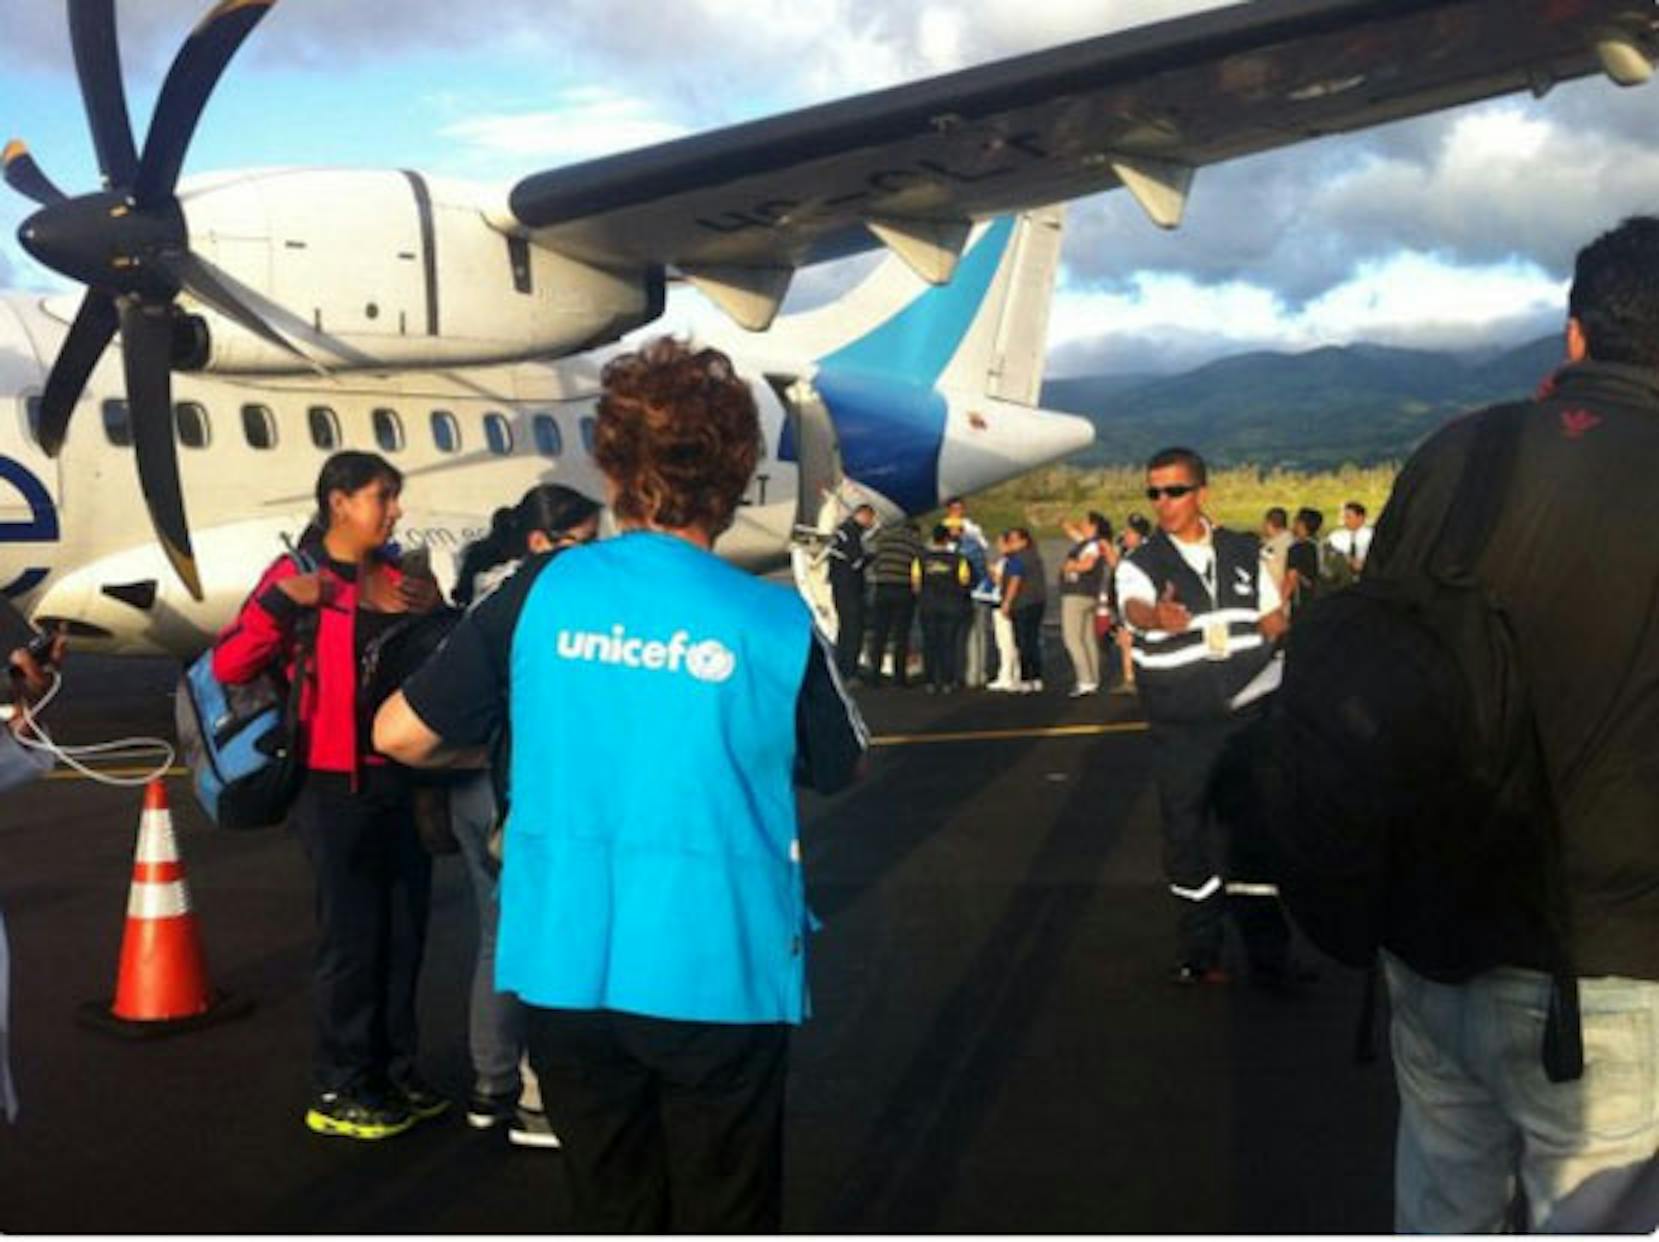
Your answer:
[484,412,513,456]
[102,400,133,448]
[579,416,596,455]
[372,408,405,453]
[242,404,278,450]
[430,410,461,454]
[532,413,562,457]
[308,406,341,450]
[174,402,211,450]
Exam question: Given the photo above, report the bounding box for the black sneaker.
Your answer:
[391,1074,452,1122]
[465,1089,518,1131]
[1170,962,1231,987]
[508,1104,562,1150]
[305,1090,415,1140]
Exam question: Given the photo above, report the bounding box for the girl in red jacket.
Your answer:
[213,450,444,1141]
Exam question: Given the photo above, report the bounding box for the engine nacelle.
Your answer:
[175,168,663,373]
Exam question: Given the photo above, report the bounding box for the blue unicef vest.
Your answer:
[495,531,817,1024]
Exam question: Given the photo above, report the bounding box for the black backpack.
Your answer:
[1255,410,1582,1081]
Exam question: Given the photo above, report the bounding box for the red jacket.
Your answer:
[212,551,410,777]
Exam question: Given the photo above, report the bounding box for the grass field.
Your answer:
[954,463,1401,539]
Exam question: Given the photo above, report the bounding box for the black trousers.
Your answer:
[1147,707,1290,972]
[920,607,966,688]
[289,769,432,1095]
[831,577,865,679]
[1012,603,1044,682]
[525,1007,790,1234]
[866,584,916,685]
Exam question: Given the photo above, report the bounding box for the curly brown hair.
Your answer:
[594,337,761,536]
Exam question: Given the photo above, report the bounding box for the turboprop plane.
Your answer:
[0,0,1656,657]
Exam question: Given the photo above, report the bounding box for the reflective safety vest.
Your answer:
[916,547,972,612]
[1127,528,1273,722]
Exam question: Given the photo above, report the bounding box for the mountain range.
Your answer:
[1039,334,1565,470]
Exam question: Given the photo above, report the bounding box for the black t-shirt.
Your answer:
[1286,539,1320,605]
[400,552,866,796]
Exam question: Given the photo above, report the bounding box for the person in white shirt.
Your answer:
[1326,500,1374,577]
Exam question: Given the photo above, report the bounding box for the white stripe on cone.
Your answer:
[127,881,193,920]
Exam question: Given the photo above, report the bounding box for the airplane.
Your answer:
[0,0,1655,659]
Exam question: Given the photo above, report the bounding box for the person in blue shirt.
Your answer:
[374,337,867,1233]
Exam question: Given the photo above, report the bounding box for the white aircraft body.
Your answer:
[0,0,1655,657]
[0,205,1079,655]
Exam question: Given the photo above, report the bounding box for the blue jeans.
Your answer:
[450,771,527,1098]
[1385,953,1659,1233]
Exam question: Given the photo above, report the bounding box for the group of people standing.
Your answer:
[209,338,867,1231]
[830,497,1171,701]
[828,497,1113,697]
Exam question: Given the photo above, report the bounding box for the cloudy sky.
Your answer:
[1,0,1657,376]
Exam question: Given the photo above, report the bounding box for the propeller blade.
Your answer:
[2,140,68,206]
[67,0,139,188]
[132,0,278,207]
[118,299,203,601]
[160,248,322,371]
[36,288,119,456]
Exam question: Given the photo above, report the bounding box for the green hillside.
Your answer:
[1041,335,1564,469]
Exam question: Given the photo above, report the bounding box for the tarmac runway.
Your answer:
[0,643,1398,1233]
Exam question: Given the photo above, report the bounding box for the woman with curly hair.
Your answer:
[375,337,867,1231]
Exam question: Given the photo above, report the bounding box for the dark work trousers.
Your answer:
[831,576,866,679]
[289,768,432,1095]
[1147,706,1290,972]
[1012,603,1045,683]
[866,584,916,685]
[920,606,966,689]
[525,1007,790,1234]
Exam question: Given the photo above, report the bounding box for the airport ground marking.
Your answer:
[45,721,1149,780]
[870,721,1149,747]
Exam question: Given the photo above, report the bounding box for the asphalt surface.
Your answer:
[0,639,1399,1233]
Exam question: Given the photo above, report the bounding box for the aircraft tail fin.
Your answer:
[768,206,1065,403]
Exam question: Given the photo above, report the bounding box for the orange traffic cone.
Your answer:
[78,780,254,1039]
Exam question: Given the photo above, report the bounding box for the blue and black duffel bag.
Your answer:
[175,551,318,830]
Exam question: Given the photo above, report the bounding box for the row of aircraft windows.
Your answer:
[21,396,769,462]
[90,399,599,459]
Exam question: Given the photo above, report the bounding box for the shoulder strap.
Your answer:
[1432,408,1526,580]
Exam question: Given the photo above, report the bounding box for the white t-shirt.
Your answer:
[1114,523,1282,634]
[1327,525,1374,565]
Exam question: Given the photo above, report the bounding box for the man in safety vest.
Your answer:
[1115,447,1305,990]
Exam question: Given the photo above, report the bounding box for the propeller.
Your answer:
[6,0,289,601]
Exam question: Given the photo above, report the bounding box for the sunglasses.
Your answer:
[1145,484,1198,501]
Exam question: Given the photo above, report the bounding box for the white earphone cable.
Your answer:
[10,670,177,787]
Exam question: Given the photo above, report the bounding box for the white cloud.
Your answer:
[440,89,689,162]
[1046,252,1568,376]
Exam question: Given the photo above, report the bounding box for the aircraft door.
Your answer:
[777,376,844,536]
[774,376,846,638]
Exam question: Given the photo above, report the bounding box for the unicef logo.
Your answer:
[555,626,740,683]
[686,639,737,684]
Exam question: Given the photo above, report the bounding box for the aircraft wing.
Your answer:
[506,0,1657,316]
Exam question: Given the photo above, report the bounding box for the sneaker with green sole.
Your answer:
[305,1091,415,1140]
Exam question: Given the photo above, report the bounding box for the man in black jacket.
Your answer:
[827,504,876,680]
[1365,216,1659,1233]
